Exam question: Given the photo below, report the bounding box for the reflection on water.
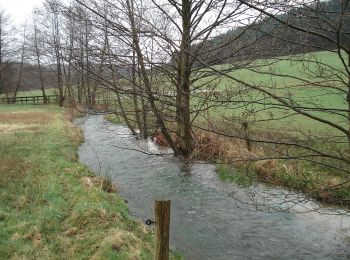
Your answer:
[77,115,350,260]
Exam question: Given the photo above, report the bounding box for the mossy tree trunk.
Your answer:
[175,0,193,158]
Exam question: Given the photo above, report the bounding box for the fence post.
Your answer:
[154,200,170,260]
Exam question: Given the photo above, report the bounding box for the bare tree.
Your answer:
[12,26,27,101]
[0,9,15,97]
[31,11,48,104]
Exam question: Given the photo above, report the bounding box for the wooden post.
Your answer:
[154,200,170,260]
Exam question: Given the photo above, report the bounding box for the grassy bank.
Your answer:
[0,104,180,259]
[216,153,350,206]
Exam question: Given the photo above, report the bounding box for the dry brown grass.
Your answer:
[81,176,117,193]
[192,128,301,186]
[190,130,257,164]
[194,122,350,205]
[253,160,280,181]
[91,229,145,260]
[0,112,55,125]
[0,110,56,134]
[64,118,84,146]
[192,119,299,167]
[0,123,41,133]
[64,104,86,121]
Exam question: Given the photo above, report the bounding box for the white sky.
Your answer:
[0,0,45,25]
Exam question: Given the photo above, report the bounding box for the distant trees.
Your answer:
[0,9,15,96]
[29,10,48,103]
[0,6,59,99]
[12,26,27,101]
[47,1,65,106]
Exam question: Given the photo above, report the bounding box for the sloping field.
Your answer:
[195,51,348,136]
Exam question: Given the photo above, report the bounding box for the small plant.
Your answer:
[101,175,117,193]
[105,114,123,125]
[217,164,255,187]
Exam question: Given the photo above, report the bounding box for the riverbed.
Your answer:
[77,115,350,259]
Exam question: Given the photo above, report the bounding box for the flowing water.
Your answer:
[77,115,350,259]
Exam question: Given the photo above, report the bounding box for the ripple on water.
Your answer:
[77,115,350,260]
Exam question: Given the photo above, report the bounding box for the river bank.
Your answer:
[0,104,181,259]
[105,113,350,208]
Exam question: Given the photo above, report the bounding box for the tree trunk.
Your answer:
[141,95,148,139]
[126,0,180,156]
[56,53,64,107]
[176,0,193,157]
[53,10,64,107]
[347,50,350,143]
[13,29,26,102]
[34,28,47,104]
[116,91,137,135]
[0,25,3,96]
[132,49,142,136]
[138,63,148,139]
[84,19,93,108]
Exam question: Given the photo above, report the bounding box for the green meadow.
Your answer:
[193,51,348,136]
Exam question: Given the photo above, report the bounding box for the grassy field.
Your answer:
[0,88,57,98]
[192,50,348,135]
[201,50,347,89]
[0,104,181,259]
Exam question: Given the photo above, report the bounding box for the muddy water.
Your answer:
[77,115,350,259]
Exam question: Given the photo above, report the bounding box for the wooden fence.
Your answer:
[1,95,60,105]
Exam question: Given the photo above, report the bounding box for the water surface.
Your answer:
[77,115,350,259]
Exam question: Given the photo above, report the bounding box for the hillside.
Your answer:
[195,0,350,66]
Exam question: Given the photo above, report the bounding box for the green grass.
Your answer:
[0,88,57,98]
[0,104,181,259]
[105,114,127,125]
[217,159,350,206]
[217,164,256,187]
[0,103,63,113]
[201,50,347,89]
[192,50,349,136]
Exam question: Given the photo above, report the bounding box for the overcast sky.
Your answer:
[0,0,45,25]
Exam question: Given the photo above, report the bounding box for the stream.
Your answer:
[77,115,350,259]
